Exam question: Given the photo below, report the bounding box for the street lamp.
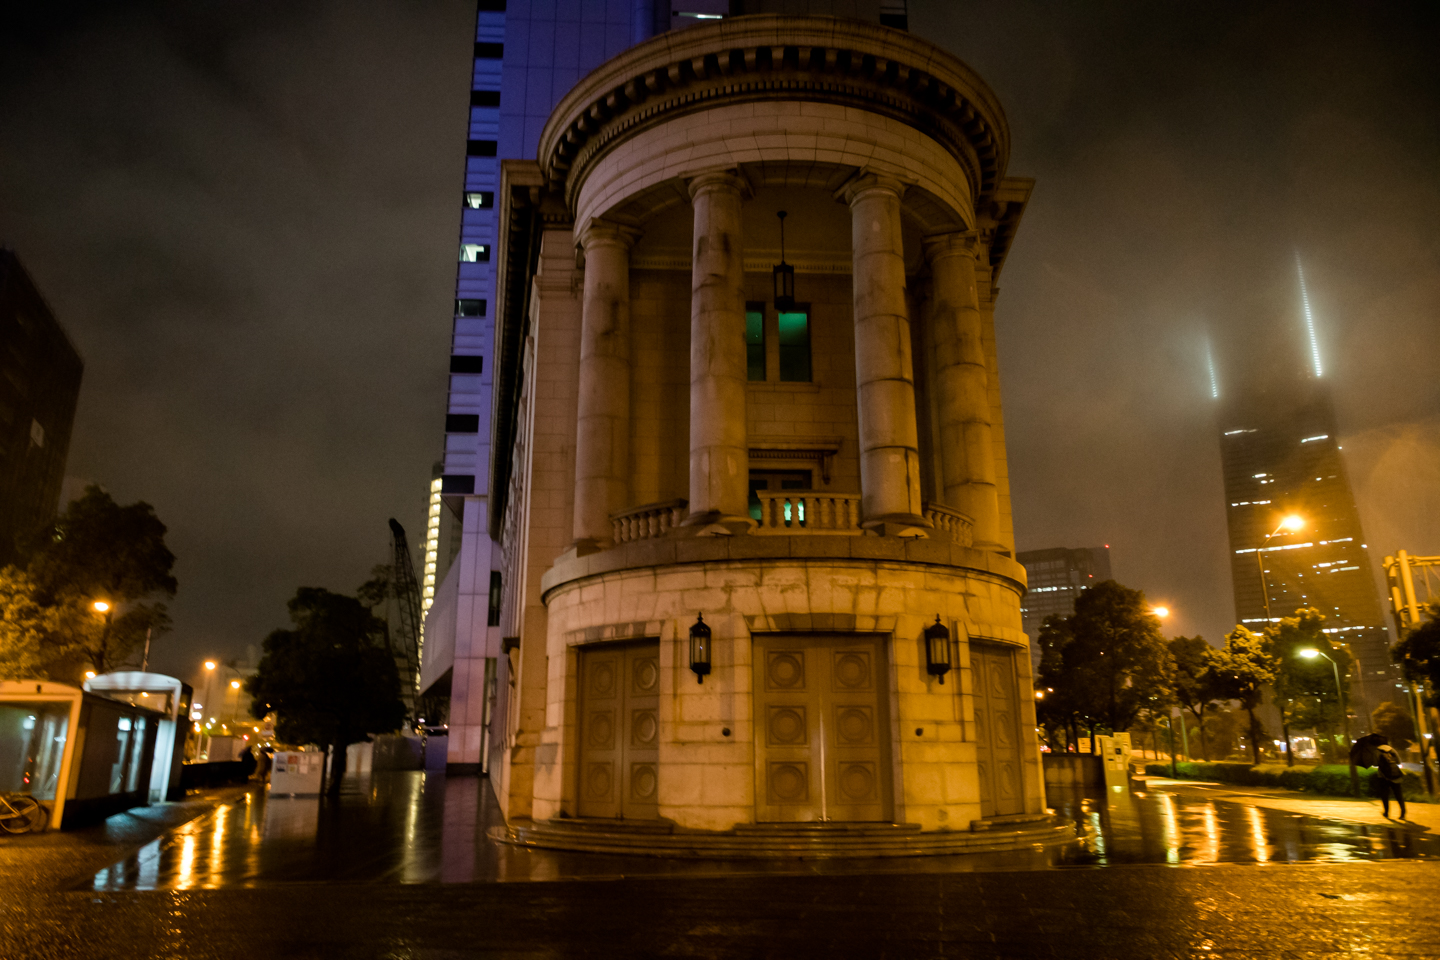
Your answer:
[1298,647,1350,744]
[1256,514,1305,624]
[1152,606,1170,620]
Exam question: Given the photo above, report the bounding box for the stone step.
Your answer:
[497,816,1076,860]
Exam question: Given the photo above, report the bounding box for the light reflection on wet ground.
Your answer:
[88,772,1440,890]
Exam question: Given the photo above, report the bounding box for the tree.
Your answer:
[1393,600,1440,708]
[1370,701,1416,754]
[246,587,406,795]
[1036,581,1171,748]
[1168,635,1222,760]
[1209,625,1274,765]
[19,486,176,677]
[0,567,54,680]
[1266,608,1351,764]
[1034,614,1086,750]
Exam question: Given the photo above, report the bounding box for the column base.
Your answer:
[861,514,932,539]
[679,511,756,537]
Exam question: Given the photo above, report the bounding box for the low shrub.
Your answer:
[1145,760,1427,801]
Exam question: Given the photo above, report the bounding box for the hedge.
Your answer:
[1144,761,1428,802]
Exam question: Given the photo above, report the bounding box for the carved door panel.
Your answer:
[754,635,891,823]
[972,643,1024,817]
[577,641,659,819]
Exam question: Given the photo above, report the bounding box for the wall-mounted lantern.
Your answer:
[773,210,795,311]
[924,615,952,684]
[689,614,712,684]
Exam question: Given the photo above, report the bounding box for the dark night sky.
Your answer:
[1,1,1437,687]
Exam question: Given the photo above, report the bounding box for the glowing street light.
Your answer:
[91,600,111,613]
[1298,647,1349,742]
[1257,515,1306,623]
[204,661,216,671]
[1152,606,1170,620]
[230,680,241,690]
[84,670,96,680]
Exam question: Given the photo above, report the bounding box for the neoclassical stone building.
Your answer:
[484,15,1052,854]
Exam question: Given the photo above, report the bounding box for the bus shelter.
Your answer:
[0,680,165,829]
[84,672,192,803]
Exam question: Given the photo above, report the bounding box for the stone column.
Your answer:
[572,221,636,550]
[845,173,928,536]
[685,171,751,533]
[925,232,1001,547]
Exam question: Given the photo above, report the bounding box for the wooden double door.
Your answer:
[577,641,660,819]
[754,634,893,822]
[972,642,1025,817]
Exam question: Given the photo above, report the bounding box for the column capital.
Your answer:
[922,230,980,263]
[686,168,749,202]
[841,171,910,206]
[578,219,641,252]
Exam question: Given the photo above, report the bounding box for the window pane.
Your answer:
[0,703,70,800]
[778,310,811,382]
[745,308,765,381]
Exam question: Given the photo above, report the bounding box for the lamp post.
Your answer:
[1256,514,1305,625]
[1299,647,1350,747]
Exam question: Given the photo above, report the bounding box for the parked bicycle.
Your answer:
[0,793,49,834]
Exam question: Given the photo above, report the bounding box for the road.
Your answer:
[2,773,1436,959]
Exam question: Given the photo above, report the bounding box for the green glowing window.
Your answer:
[777,309,810,382]
[745,304,766,381]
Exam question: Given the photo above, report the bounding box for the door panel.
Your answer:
[577,641,659,819]
[754,635,891,822]
[973,643,1024,817]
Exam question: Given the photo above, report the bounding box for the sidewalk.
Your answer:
[0,785,247,892]
[1140,774,1440,832]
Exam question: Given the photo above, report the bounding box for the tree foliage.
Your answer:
[1208,625,1275,765]
[246,587,405,794]
[1034,580,1171,744]
[1393,600,1440,708]
[3,487,176,680]
[0,567,55,680]
[1168,635,1223,760]
[1267,608,1350,759]
[1370,701,1417,754]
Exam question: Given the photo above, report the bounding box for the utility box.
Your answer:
[1097,733,1134,794]
[270,750,324,795]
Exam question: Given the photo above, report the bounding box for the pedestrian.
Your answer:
[1373,734,1407,820]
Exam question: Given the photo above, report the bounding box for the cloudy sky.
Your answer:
[1,1,1436,681]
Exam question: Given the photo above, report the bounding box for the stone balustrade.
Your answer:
[923,502,975,547]
[611,499,688,544]
[754,490,863,535]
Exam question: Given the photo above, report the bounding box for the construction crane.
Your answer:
[387,518,424,720]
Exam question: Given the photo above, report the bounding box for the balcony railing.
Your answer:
[611,499,688,545]
[923,502,974,547]
[754,490,863,535]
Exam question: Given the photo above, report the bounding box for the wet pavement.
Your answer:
[80,772,1440,889]
[4,774,1439,959]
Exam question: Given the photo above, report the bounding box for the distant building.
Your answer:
[0,249,83,566]
[1017,546,1112,661]
[1217,374,1395,710]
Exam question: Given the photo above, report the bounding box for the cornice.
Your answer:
[538,15,1012,216]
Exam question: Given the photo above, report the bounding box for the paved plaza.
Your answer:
[2,773,1437,958]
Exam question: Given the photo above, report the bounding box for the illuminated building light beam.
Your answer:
[1296,254,1323,378]
[1204,336,1220,399]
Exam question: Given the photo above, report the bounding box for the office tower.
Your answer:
[1218,375,1395,710]
[1017,545,1112,656]
[0,249,83,566]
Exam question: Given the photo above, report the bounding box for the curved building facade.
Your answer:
[483,14,1041,843]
